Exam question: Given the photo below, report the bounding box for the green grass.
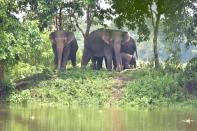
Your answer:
[7,68,114,107]
[1,59,196,108]
[120,69,184,107]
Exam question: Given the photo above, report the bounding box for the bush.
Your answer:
[6,62,44,82]
[0,80,14,96]
[181,57,197,95]
[8,68,113,106]
[121,69,186,107]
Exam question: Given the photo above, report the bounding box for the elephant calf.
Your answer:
[121,53,136,69]
[49,30,78,70]
[120,35,137,69]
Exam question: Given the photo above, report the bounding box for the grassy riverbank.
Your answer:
[0,61,196,108]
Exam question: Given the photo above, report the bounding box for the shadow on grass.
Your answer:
[0,69,53,102]
[0,67,114,102]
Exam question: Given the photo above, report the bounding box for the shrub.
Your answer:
[8,68,113,106]
[122,69,185,107]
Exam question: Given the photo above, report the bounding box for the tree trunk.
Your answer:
[55,12,58,30]
[153,14,161,68]
[84,5,93,45]
[0,64,4,82]
[72,5,94,46]
[59,5,62,30]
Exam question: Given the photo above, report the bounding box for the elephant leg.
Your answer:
[61,46,70,70]
[70,52,77,67]
[130,57,136,68]
[91,57,97,70]
[96,57,103,70]
[52,44,58,68]
[133,59,136,68]
[105,56,112,71]
[124,62,131,69]
[104,48,113,71]
[124,59,131,69]
[112,52,117,70]
[81,49,91,67]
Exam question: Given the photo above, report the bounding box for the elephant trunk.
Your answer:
[114,42,122,71]
[56,41,64,70]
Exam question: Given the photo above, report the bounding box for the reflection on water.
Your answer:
[0,104,197,131]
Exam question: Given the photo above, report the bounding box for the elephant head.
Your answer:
[101,29,130,71]
[49,30,74,70]
[121,33,138,59]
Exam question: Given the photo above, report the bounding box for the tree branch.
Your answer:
[71,12,85,37]
[85,5,93,38]
[149,4,155,28]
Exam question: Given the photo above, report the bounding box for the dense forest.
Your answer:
[0,0,196,108]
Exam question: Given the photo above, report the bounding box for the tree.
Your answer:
[0,0,23,81]
[65,0,113,43]
[0,0,46,81]
[65,0,97,43]
[111,0,197,68]
[25,0,112,45]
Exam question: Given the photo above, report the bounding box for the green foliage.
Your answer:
[164,57,183,73]
[9,89,31,105]
[111,0,196,43]
[4,65,196,108]
[16,20,53,66]
[0,9,21,65]
[180,58,197,96]
[184,57,197,74]
[177,57,197,87]
[121,69,194,107]
[7,62,44,82]
[8,68,113,107]
[112,0,150,42]
[0,80,14,95]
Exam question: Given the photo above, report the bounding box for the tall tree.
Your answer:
[65,0,97,43]
[0,0,24,81]
[111,0,197,68]
[25,0,112,44]
[65,0,112,43]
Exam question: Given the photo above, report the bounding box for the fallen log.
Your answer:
[120,67,141,73]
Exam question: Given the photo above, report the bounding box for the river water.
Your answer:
[0,105,197,131]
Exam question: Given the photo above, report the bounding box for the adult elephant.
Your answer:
[91,56,104,70]
[94,35,138,70]
[49,30,78,70]
[81,28,130,71]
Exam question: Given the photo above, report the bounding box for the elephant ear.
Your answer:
[102,30,111,44]
[49,32,56,43]
[66,32,74,44]
[122,32,130,45]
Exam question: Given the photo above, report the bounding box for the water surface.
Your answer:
[0,105,197,131]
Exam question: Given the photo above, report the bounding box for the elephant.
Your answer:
[90,34,138,70]
[49,30,78,70]
[91,56,104,70]
[81,28,130,71]
[92,53,136,70]
[120,35,138,59]
[121,53,136,69]
[117,35,137,69]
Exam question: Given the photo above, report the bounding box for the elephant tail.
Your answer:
[136,50,138,59]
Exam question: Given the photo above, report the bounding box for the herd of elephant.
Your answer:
[49,28,138,72]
